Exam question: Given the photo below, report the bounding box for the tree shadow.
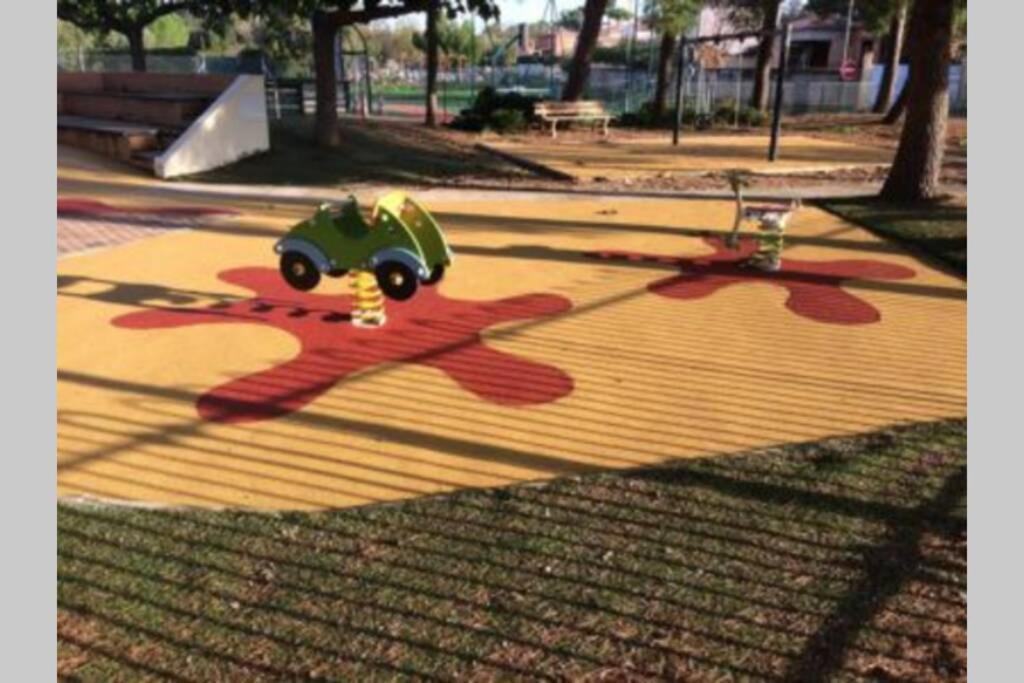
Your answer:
[58,420,966,680]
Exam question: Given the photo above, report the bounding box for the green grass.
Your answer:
[188,117,527,188]
[818,198,967,276]
[59,419,966,681]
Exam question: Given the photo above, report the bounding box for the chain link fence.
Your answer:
[58,51,966,120]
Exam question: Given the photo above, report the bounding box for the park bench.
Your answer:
[534,100,612,139]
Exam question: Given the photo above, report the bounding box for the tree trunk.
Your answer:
[561,0,611,101]
[313,11,341,148]
[880,0,955,202]
[873,5,907,113]
[425,1,440,127]
[883,73,910,123]
[750,0,781,111]
[127,25,146,72]
[652,32,676,116]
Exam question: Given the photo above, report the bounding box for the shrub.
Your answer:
[488,108,527,133]
[713,100,739,124]
[738,107,767,127]
[449,87,539,134]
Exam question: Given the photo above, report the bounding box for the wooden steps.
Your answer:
[58,115,163,163]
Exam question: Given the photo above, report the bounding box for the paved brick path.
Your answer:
[57,215,181,256]
[57,204,235,257]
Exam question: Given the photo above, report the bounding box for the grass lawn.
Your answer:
[817,198,967,276]
[59,419,965,681]
[190,117,528,188]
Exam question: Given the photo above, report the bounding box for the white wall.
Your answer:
[155,75,269,179]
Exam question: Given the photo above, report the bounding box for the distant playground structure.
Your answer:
[57,72,269,179]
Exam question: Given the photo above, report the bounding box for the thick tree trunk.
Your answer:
[880,0,955,202]
[425,1,440,127]
[127,25,146,72]
[313,11,341,148]
[883,73,910,123]
[652,32,676,116]
[750,0,781,111]
[561,0,611,101]
[873,5,907,113]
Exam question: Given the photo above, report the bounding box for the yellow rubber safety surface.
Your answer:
[57,163,964,512]
[485,134,894,180]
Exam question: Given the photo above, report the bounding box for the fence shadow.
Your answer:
[58,420,966,680]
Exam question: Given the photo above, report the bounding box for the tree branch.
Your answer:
[324,1,431,29]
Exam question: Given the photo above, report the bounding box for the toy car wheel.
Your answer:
[375,261,418,301]
[280,252,321,291]
[423,264,445,285]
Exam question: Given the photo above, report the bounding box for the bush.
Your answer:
[713,100,739,125]
[488,108,527,133]
[449,87,539,134]
[615,102,677,128]
[738,107,767,127]
[617,101,770,131]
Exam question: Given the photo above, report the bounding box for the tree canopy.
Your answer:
[646,0,702,36]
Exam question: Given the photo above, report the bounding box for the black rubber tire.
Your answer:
[327,267,348,278]
[423,264,445,286]
[280,252,321,291]
[375,261,418,301]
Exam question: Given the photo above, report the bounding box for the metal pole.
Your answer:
[672,38,687,146]
[840,0,855,69]
[734,66,741,127]
[626,0,640,111]
[768,21,791,161]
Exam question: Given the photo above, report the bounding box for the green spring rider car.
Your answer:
[274,191,453,301]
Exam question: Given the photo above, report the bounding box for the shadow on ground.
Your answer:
[58,419,966,681]
[188,117,531,187]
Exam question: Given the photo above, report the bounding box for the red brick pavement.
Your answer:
[57,201,235,256]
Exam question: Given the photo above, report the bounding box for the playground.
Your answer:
[50,0,975,675]
[54,47,969,679]
[57,145,964,511]
[56,139,967,679]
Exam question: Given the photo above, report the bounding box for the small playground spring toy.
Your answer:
[350,269,387,328]
[724,171,801,272]
[275,191,452,301]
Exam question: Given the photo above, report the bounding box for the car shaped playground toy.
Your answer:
[274,191,452,301]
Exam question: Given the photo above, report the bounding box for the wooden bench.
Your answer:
[534,100,612,139]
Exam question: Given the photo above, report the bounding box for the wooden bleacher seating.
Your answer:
[57,72,234,170]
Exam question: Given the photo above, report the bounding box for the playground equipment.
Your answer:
[337,26,376,118]
[275,191,453,302]
[725,171,801,272]
[672,21,793,161]
[350,269,387,328]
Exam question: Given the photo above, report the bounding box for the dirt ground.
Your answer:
[422,113,967,195]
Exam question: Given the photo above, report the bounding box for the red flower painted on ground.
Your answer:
[112,268,574,423]
[587,235,916,325]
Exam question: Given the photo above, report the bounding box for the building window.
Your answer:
[789,40,831,69]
